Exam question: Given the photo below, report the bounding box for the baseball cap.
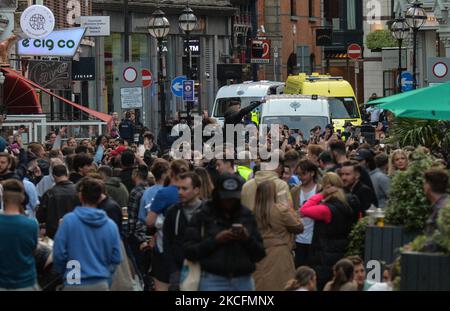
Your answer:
[353,148,373,161]
[215,173,243,200]
[111,145,127,156]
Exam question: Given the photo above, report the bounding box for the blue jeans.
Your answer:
[199,271,255,291]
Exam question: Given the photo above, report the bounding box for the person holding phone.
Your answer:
[184,173,266,291]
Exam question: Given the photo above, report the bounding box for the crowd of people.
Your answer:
[0,103,448,291]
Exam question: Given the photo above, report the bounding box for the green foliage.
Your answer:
[385,151,435,231]
[433,201,450,254]
[366,29,398,50]
[346,217,369,258]
[388,119,450,156]
[407,235,429,252]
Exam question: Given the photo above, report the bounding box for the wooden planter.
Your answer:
[364,225,419,264]
[401,252,450,290]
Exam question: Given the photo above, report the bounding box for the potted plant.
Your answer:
[365,29,398,52]
[400,202,450,290]
[363,151,437,264]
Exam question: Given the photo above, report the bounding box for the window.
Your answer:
[309,0,314,17]
[347,0,356,30]
[328,97,360,119]
[291,0,297,17]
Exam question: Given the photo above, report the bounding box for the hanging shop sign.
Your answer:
[80,16,110,36]
[17,28,86,57]
[72,57,96,81]
[250,39,270,64]
[28,60,72,90]
[20,5,55,39]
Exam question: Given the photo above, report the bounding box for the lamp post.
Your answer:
[390,16,409,93]
[0,71,5,118]
[405,1,427,90]
[179,2,197,126]
[148,9,170,148]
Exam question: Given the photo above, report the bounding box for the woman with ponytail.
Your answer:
[284,266,317,291]
[324,258,357,291]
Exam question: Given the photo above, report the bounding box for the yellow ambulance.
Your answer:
[285,73,363,131]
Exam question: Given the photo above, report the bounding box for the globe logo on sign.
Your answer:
[29,14,46,30]
[20,5,55,39]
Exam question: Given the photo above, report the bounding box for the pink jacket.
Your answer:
[299,193,332,224]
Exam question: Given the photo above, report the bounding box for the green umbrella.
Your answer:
[368,82,450,120]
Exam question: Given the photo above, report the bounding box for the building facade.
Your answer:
[256,0,322,82]
[93,0,235,133]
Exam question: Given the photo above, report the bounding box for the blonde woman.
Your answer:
[253,181,304,291]
[299,172,355,290]
[388,149,409,176]
[194,167,214,200]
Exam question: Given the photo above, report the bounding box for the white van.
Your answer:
[260,95,331,139]
[212,81,284,125]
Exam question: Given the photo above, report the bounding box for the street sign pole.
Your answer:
[356,61,359,102]
[347,43,362,102]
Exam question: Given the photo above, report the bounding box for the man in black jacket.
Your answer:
[339,161,377,224]
[37,164,79,239]
[223,100,262,150]
[163,171,203,290]
[120,150,136,193]
[183,173,266,291]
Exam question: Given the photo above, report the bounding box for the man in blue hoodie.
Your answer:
[53,177,122,291]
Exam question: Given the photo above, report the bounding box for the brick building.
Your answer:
[256,0,322,81]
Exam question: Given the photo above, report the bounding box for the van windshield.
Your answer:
[262,116,329,139]
[213,97,263,117]
[328,97,360,119]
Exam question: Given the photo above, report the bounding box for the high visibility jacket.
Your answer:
[237,165,253,181]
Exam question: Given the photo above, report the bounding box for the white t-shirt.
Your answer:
[367,282,393,291]
[296,185,317,244]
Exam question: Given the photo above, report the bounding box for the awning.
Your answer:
[1,67,42,114]
[368,82,450,121]
[1,67,113,124]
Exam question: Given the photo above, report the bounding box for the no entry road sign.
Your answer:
[347,43,362,59]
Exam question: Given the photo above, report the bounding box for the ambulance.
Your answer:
[285,73,362,130]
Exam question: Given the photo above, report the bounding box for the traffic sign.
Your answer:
[142,69,152,88]
[427,58,450,83]
[432,62,448,79]
[171,75,186,97]
[347,43,362,59]
[123,66,138,83]
[398,71,414,92]
[183,80,195,102]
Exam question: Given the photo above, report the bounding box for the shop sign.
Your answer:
[251,39,270,64]
[20,5,55,39]
[18,28,86,57]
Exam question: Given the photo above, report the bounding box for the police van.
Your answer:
[211,81,284,125]
[259,94,331,140]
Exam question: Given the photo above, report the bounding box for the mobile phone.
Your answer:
[231,224,243,235]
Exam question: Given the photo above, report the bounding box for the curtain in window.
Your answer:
[347,0,356,30]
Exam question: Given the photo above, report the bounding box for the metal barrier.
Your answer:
[1,114,106,144]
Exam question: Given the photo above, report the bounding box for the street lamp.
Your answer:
[405,1,427,89]
[0,71,6,118]
[179,3,197,126]
[390,16,409,93]
[148,9,170,148]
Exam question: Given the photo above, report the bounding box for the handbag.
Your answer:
[179,223,204,291]
[179,259,201,291]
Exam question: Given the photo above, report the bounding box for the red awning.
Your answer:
[1,67,42,114]
[1,67,113,124]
